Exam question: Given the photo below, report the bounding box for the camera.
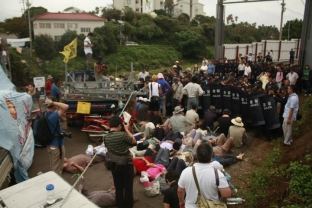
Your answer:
[60,131,72,138]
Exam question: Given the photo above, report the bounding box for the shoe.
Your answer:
[232,189,238,195]
[282,143,291,146]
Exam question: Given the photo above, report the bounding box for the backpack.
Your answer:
[33,112,59,147]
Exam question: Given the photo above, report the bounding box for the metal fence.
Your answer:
[223,39,301,62]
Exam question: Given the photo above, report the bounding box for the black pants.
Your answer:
[290,56,294,64]
[167,157,186,176]
[215,155,238,168]
[163,130,182,142]
[112,164,134,208]
[152,127,165,141]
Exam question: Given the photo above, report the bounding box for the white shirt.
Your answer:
[200,65,208,73]
[238,64,245,71]
[149,82,160,99]
[2,51,7,56]
[286,72,298,85]
[182,82,204,98]
[244,66,251,76]
[84,37,92,54]
[138,71,149,80]
[178,163,229,208]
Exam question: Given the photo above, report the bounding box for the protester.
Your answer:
[282,85,299,146]
[51,78,63,102]
[203,105,217,130]
[168,106,194,135]
[228,117,247,148]
[163,170,180,208]
[63,154,105,174]
[27,83,42,119]
[104,116,137,208]
[286,68,298,85]
[185,102,199,133]
[84,32,94,70]
[216,109,232,137]
[138,98,149,122]
[45,75,53,96]
[45,96,69,175]
[182,76,203,110]
[171,77,183,109]
[94,56,105,81]
[158,73,171,119]
[148,75,162,119]
[177,143,231,208]
[138,68,150,81]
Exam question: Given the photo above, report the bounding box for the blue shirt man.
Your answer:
[282,85,299,146]
[208,63,215,75]
[51,82,62,102]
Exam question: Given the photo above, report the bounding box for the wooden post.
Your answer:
[236,46,239,61]
[263,40,267,57]
[255,43,258,61]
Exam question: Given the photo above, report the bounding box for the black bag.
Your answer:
[150,83,161,104]
[33,112,59,147]
[104,151,128,173]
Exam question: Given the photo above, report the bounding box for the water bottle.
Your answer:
[46,184,55,204]
[226,198,245,204]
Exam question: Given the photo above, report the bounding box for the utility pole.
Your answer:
[279,0,286,40]
[26,0,32,56]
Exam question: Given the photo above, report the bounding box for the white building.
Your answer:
[174,0,205,19]
[33,13,106,41]
[113,0,205,18]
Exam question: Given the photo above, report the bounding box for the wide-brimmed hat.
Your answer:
[47,75,53,79]
[157,73,164,79]
[175,61,180,64]
[173,106,184,114]
[231,117,244,127]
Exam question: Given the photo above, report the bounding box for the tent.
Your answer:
[0,65,34,183]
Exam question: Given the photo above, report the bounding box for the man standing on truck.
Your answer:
[45,97,69,175]
[84,32,94,71]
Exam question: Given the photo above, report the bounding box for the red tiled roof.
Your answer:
[33,12,106,21]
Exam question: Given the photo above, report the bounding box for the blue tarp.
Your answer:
[0,65,34,183]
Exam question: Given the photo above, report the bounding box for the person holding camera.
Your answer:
[105,116,137,208]
[45,96,69,175]
[94,56,107,81]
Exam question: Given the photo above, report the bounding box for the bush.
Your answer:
[33,34,57,60]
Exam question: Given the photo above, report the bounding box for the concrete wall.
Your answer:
[33,20,105,40]
[223,39,301,62]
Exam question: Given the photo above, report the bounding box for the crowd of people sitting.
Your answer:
[51,56,307,208]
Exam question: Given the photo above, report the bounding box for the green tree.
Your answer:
[3,17,27,38]
[178,13,190,24]
[164,0,174,16]
[21,7,48,38]
[194,15,215,25]
[33,34,57,60]
[101,8,121,21]
[92,22,118,56]
[9,48,28,86]
[63,6,84,13]
[154,15,181,42]
[174,30,207,59]
[153,9,167,16]
[136,16,163,40]
[282,19,303,40]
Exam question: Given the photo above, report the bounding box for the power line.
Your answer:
[286,7,304,16]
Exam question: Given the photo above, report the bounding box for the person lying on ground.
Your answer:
[79,183,116,207]
[213,153,244,168]
[207,134,235,157]
[63,154,105,174]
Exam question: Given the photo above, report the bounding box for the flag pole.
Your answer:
[65,63,68,82]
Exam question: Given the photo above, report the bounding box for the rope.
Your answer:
[59,142,105,207]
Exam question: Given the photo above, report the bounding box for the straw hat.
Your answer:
[173,106,184,114]
[47,75,53,79]
[231,117,244,127]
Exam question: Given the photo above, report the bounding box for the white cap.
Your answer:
[138,97,143,101]
[143,98,149,102]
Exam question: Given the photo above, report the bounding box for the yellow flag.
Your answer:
[59,38,77,63]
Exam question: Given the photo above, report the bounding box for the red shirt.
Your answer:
[45,80,52,96]
[133,156,154,175]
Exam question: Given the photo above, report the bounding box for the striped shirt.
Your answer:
[105,131,133,164]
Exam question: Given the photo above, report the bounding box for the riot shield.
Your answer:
[249,95,265,126]
[201,84,211,112]
[240,91,251,123]
[259,95,280,130]
[231,87,241,117]
[211,84,222,114]
[222,85,232,113]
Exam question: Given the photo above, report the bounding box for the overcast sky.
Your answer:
[1,0,305,28]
